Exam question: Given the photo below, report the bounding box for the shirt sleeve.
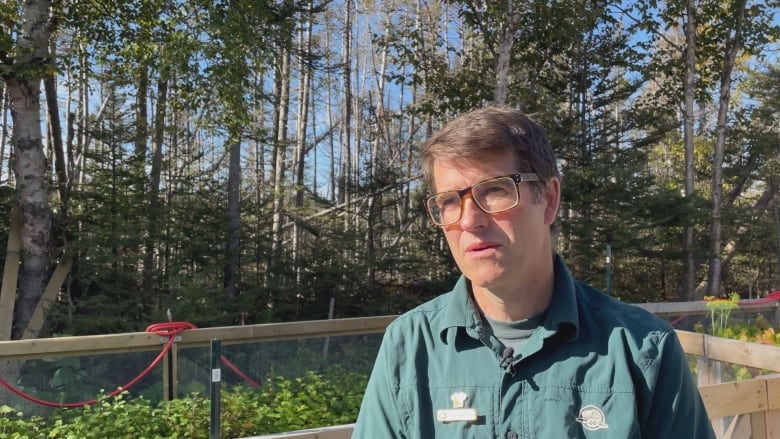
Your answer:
[640,329,716,438]
[352,328,407,439]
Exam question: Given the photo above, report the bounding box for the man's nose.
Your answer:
[458,196,487,229]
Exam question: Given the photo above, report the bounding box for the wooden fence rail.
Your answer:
[679,330,780,439]
[0,316,397,362]
[1,301,779,439]
[1,301,775,362]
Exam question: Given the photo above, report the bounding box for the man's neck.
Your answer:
[471,269,555,322]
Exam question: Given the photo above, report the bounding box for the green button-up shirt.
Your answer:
[353,255,715,438]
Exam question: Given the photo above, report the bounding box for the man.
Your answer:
[353,106,715,438]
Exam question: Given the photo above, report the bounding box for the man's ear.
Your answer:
[543,177,561,226]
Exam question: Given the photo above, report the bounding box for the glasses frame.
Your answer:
[425,172,540,226]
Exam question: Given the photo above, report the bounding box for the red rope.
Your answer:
[146,321,198,336]
[0,322,260,408]
[221,355,261,388]
[738,290,780,306]
[148,322,260,387]
[0,321,195,408]
[0,321,263,408]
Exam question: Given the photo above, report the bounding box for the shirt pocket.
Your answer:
[525,384,641,439]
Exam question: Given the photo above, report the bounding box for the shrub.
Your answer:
[0,370,367,438]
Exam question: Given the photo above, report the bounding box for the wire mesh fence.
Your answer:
[0,318,388,416]
[2,303,780,437]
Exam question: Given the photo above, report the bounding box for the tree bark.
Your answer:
[269,35,291,289]
[324,23,336,203]
[493,0,523,104]
[144,78,168,290]
[44,60,67,206]
[681,0,697,301]
[6,0,54,340]
[705,0,746,297]
[225,137,241,298]
[0,84,7,176]
[340,0,353,229]
[292,0,313,286]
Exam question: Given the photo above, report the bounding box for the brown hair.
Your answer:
[421,106,559,200]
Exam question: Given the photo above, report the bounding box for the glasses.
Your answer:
[425,173,540,226]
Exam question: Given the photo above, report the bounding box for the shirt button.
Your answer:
[506,431,518,439]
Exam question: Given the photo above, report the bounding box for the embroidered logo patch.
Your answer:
[576,405,609,431]
[450,392,468,408]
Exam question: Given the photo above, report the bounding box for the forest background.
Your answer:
[0,0,778,339]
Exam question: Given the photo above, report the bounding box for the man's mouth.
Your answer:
[467,242,499,253]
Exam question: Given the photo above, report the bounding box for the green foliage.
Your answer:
[703,293,740,336]
[0,405,47,438]
[0,371,366,438]
[10,0,778,340]
[0,2,18,56]
[701,314,780,347]
[693,315,780,383]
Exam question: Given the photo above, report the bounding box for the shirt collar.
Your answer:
[438,253,580,343]
[541,254,579,341]
[439,275,482,343]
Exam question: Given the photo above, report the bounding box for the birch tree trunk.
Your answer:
[44,41,67,207]
[1,85,7,177]
[5,0,54,340]
[340,0,353,216]
[251,72,267,283]
[493,0,523,104]
[364,3,392,293]
[705,0,747,297]
[325,21,337,203]
[144,78,168,290]
[292,0,313,285]
[225,136,241,298]
[269,38,291,288]
[681,0,697,301]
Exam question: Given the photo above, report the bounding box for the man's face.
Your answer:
[432,152,560,293]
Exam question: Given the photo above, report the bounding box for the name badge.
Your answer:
[437,392,478,423]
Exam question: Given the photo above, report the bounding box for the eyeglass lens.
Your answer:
[428,176,519,225]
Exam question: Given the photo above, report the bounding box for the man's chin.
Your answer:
[464,272,506,291]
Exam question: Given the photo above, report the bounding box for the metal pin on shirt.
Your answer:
[437,392,478,423]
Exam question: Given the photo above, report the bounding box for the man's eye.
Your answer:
[438,196,459,209]
[481,185,510,198]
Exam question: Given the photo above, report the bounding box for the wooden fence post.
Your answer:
[0,207,21,341]
[761,377,780,438]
